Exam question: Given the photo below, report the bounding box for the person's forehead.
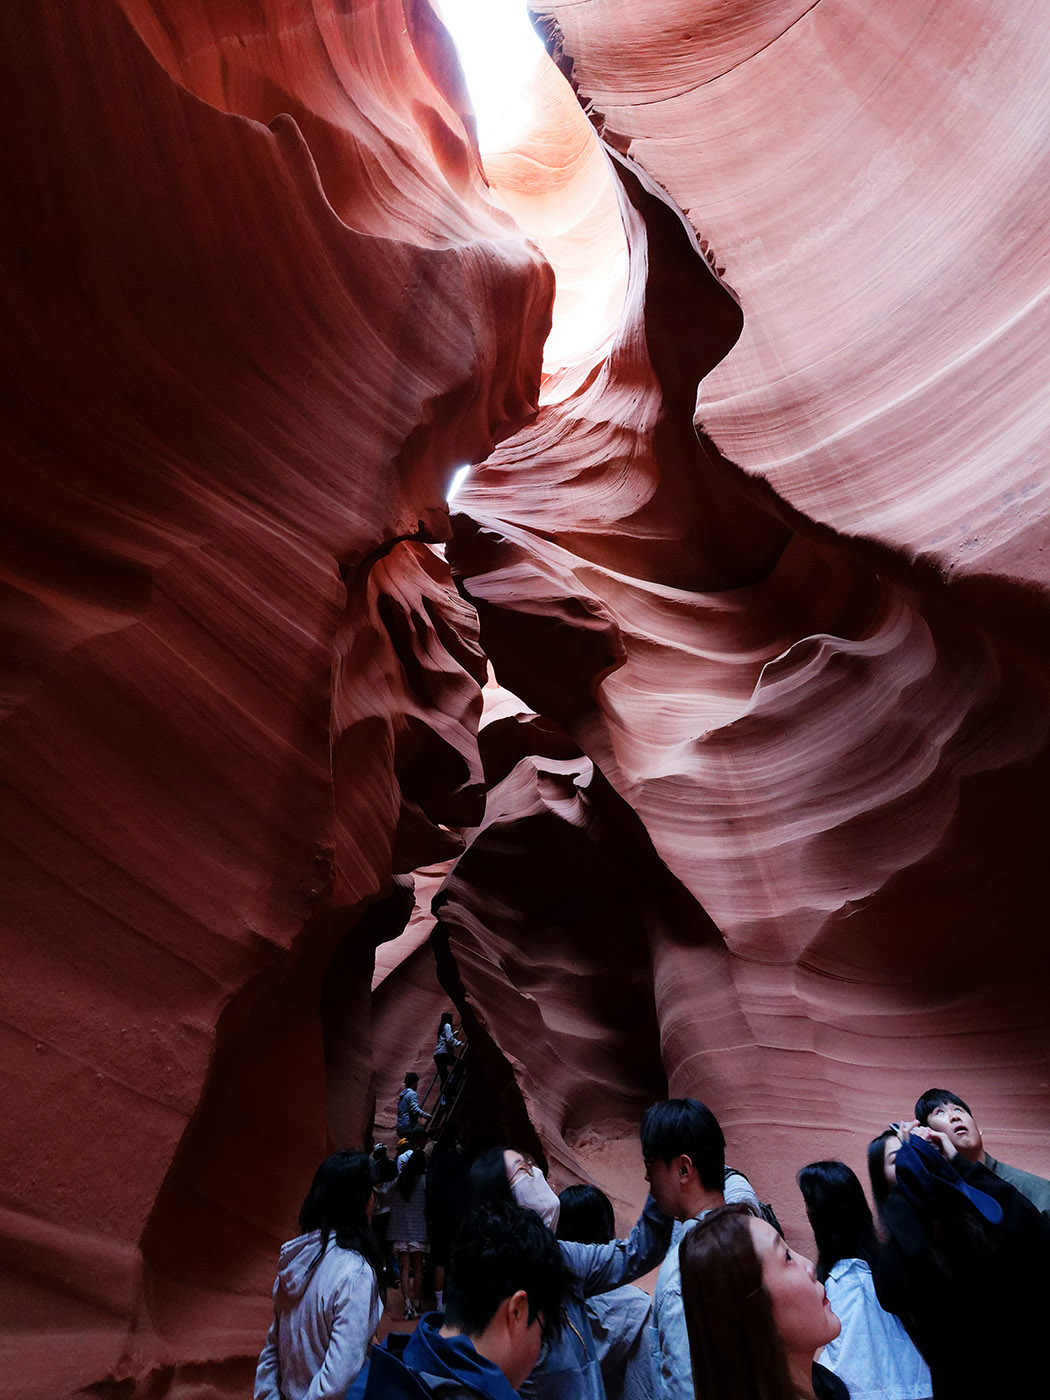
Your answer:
[747,1216,780,1257]
[932,1100,969,1114]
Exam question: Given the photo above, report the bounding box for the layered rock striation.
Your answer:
[5,0,1050,1395]
[448,0,1050,1219]
[2,0,548,1393]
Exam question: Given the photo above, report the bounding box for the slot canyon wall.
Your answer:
[3,0,1050,1397]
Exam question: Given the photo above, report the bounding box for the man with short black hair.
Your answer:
[641,1098,759,1400]
[914,1087,1050,1222]
[397,1072,430,1136]
[350,1201,570,1398]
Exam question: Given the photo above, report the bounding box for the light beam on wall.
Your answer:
[447,464,472,501]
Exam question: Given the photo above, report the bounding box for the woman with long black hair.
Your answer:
[255,1150,384,1400]
[797,1160,930,1400]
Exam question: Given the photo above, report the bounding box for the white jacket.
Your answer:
[254,1230,382,1400]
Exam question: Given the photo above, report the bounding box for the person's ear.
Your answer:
[506,1288,531,1335]
[677,1154,693,1181]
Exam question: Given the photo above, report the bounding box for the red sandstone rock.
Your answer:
[533,0,1050,581]
[1,0,549,1393]
[448,18,1050,1237]
[8,0,1050,1394]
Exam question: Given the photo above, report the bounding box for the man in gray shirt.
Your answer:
[914,1086,1050,1221]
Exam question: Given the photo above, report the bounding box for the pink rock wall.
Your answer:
[533,0,1050,580]
[1,0,549,1394]
[5,0,1050,1394]
[447,0,1050,1225]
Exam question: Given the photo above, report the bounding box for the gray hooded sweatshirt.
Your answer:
[254,1230,383,1400]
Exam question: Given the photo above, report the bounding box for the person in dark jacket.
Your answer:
[348,1201,571,1399]
[873,1123,1050,1399]
[427,1130,471,1312]
[913,1086,1050,1221]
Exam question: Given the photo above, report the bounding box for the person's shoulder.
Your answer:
[827,1255,871,1283]
[355,1342,435,1398]
[723,1167,761,1210]
[653,1229,687,1302]
[988,1154,1050,1195]
[315,1243,376,1287]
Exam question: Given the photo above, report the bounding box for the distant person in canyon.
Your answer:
[913,1086,1050,1221]
[389,1142,430,1320]
[869,1116,1050,1398]
[426,1128,471,1313]
[556,1183,655,1400]
[796,1160,930,1400]
[433,1011,464,1092]
[398,1125,428,1170]
[679,1204,847,1400]
[348,1200,570,1399]
[370,1142,399,1285]
[254,1149,384,1400]
[639,1098,760,1400]
[396,1070,430,1136]
[469,1143,675,1399]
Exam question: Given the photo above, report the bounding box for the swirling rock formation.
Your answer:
[5,0,1050,1394]
[448,0,1050,1223]
[532,0,1050,578]
[2,0,548,1394]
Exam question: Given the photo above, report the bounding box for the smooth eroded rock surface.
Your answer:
[2,0,549,1393]
[6,0,1050,1393]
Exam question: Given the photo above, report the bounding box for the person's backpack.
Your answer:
[725,1166,785,1237]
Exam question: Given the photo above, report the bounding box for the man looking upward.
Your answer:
[915,1087,1050,1222]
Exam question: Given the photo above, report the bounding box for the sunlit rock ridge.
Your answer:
[3,0,1049,1395]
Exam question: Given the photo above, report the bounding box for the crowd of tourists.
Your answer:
[254,1068,1050,1400]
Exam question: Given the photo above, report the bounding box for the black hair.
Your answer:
[640,1099,726,1191]
[372,1151,397,1185]
[556,1184,616,1245]
[396,1148,428,1200]
[434,1126,461,1156]
[866,1129,899,1218]
[797,1160,878,1283]
[404,1071,419,1088]
[914,1088,972,1124]
[297,1150,385,1288]
[469,1146,515,1208]
[438,1012,454,1032]
[445,1202,569,1343]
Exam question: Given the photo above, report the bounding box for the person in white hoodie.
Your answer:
[255,1150,385,1400]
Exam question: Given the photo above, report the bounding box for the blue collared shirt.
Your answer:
[650,1176,760,1400]
[820,1257,931,1400]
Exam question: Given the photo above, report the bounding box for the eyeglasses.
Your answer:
[507,1153,535,1186]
